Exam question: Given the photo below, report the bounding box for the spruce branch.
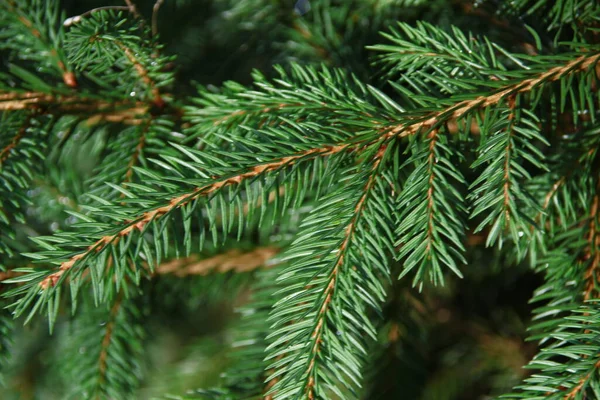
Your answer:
[381,51,600,139]
[62,8,175,108]
[501,304,600,399]
[153,246,278,277]
[469,98,548,249]
[498,0,598,33]
[396,127,467,287]
[6,50,599,328]
[116,40,165,108]
[369,21,513,88]
[186,64,396,146]
[265,143,396,399]
[514,173,600,399]
[37,143,348,289]
[2,2,600,397]
[583,187,600,302]
[0,91,148,124]
[1,0,77,87]
[59,290,146,399]
[302,145,387,399]
[0,113,32,166]
[525,128,600,264]
[4,119,354,327]
[0,112,49,268]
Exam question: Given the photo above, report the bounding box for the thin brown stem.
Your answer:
[97,292,123,392]
[123,120,150,186]
[152,0,165,37]
[0,91,148,124]
[503,96,517,223]
[123,0,141,19]
[583,192,600,301]
[425,129,438,255]
[153,246,278,277]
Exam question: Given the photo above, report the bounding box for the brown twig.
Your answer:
[123,0,142,19]
[503,96,517,224]
[153,247,278,277]
[97,292,123,389]
[123,120,150,186]
[0,91,148,124]
[583,192,600,302]
[424,129,439,256]
[152,0,165,37]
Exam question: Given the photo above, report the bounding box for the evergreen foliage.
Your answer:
[0,0,599,398]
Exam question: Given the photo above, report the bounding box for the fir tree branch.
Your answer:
[382,52,600,138]
[153,246,278,277]
[0,114,32,166]
[564,357,600,400]
[502,97,517,224]
[63,9,174,106]
[114,40,164,108]
[0,112,50,268]
[396,126,467,286]
[583,188,600,301]
[59,290,146,399]
[266,143,395,399]
[3,0,76,87]
[0,91,148,123]
[63,7,132,27]
[501,304,600,399]
[302,144,387,400]
[123,119,150,186]
[97,292,124,390]
[37,143,350,290]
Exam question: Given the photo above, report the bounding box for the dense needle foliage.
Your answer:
[1,0,599,398]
